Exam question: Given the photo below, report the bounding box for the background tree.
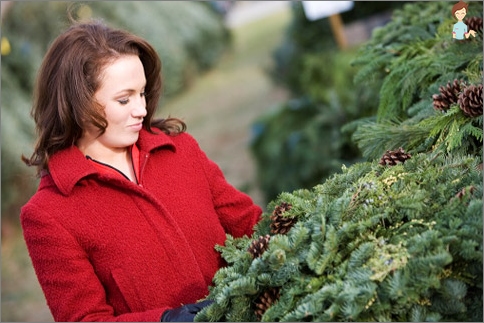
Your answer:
[250,1,408,202]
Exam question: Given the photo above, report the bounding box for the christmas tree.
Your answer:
[349,1,483,160]
[196,152,482,322]
[195,2,482,321]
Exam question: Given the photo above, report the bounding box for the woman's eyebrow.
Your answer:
[114,85,146,95]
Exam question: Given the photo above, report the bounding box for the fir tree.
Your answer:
[350,1,483,161]
[196,153,482,322]
[195,2,483,322]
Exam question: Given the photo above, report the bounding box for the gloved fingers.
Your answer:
[188,299,214,313]
[161,307,196,322]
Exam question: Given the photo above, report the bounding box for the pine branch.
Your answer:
[352,52,393,85]
[420,106,483,154]
[215,234,252,265]
[352,120,430,160]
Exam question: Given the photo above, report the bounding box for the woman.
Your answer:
[20,20,262,322]
[452,0,476,40]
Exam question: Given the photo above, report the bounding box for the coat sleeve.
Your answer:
[20,203,168,322]
[191,136,263,238]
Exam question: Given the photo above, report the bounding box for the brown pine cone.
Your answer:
[379,147,412,166]
[247,235,271,259]
[458,84,483,118]
[254,287,280,321]
[451,186,475,204]
[454,186,476,200]
[270,202,296,235]
[465,17,483,34]
[432,79,464,112]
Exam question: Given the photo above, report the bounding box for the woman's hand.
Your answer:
[161,300,213,322]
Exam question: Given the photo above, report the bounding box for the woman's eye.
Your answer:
[140,92,146,98]
[118,99,129,105]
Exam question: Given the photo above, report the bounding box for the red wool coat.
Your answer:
[20,129,262,322]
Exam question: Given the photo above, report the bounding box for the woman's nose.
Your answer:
[133,98,147,117]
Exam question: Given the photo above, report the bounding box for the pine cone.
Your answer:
[432,79,464,112]
[458,84,483,117]
[465,17,483,34]
[254,287,280,321]
[270,202,296,235]
[379,147,412,166]
[248,235,271,258]
[455,186,475,200]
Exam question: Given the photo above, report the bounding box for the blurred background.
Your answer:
[1,1,408,321]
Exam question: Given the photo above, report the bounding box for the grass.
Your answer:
[1,6,292,322]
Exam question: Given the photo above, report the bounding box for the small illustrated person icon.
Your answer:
[452,0,477,39]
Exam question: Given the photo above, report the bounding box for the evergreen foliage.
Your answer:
[196,153,482,322]
[197,2,483,321]
[251,50,376,202]
[350,1,483,160]
[251,2,409,202]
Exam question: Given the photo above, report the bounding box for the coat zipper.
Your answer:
[86,156,132,182]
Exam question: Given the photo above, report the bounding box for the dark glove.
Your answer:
[161,300,213,322]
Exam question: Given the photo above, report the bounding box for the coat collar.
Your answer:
[44,128,176,196]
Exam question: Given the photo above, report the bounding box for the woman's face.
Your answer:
[455,8,467,21]
[80,55,147,154]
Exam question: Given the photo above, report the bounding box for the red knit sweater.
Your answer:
[21,129,262,322]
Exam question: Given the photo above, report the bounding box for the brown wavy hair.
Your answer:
[452,1,469,18]
[22,20,186,175]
